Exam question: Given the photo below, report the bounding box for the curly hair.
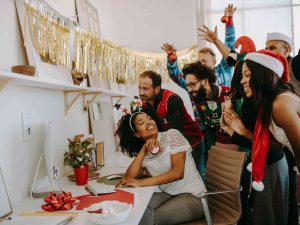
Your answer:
[182,62,216,84]
[115,108,163,158]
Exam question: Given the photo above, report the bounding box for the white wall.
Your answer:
[107,0,196,116]
[110,0,197,52]
[0,0,104,204]
[0,0,197,204]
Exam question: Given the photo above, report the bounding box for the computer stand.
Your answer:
[30,153,60,199]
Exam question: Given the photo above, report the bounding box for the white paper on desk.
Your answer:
[0,216,71,225]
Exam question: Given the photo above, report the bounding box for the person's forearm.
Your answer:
[241,128,253,140]
[167,60,187,90]
[225,16,236,50]
[138,167,184,186]
[214,38,231,59]
[125,149,146,178]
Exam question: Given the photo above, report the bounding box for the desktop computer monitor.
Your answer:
[30,122,59,198]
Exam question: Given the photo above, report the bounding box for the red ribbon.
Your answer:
[41,192,77,211]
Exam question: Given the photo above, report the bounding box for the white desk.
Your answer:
[11,151,155,225]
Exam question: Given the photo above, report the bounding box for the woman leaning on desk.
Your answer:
[115,107,206,225]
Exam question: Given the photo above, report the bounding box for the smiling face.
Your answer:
[185,74,211,100]
[185,74,202,97]
[241,62,253,98]
[133,113,158,141]
[266,40,290,57]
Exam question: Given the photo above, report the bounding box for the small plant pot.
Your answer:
[74,165,89,185]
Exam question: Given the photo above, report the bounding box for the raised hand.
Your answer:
[224,4,236,17]
[198,25,218,44]
[161,43,176,54]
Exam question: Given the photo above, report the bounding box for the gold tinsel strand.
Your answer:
[25,3,71,69]
[24,1,198,84]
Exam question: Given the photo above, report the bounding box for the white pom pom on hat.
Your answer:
[252,181,264,192]
[247,162,265,192]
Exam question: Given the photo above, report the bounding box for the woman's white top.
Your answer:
[142,129,206,197]
[269,92,300,154]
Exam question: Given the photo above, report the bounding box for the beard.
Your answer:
[192,86,207,103]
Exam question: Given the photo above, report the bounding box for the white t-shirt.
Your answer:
[142,129,206,197]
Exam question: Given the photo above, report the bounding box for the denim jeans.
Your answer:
[139,192,204,225]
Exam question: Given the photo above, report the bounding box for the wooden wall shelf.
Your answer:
[0,70,130,114]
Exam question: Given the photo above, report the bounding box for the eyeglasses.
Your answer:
[186,80,201,88]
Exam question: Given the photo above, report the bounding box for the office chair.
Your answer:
[215,142,239,151]
[182,145,246,225]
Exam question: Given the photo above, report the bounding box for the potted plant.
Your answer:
[64,140,95,185]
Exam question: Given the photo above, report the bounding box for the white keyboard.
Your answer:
[86,182,116,195]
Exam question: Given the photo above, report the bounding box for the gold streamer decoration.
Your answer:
[23,0,198,84]
[25,2,71,68]
[74,29,199,84]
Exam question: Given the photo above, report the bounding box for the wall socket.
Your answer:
[22,112,32,141]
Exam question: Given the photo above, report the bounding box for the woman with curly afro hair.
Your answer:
[115,108,206,225]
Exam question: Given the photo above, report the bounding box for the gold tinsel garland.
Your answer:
[74,30,199,84]
[24,1,198,84]
[25,3,71,68]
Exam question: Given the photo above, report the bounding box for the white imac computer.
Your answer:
[30,122,60,198]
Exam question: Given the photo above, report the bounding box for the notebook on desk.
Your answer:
[0,215,72,225]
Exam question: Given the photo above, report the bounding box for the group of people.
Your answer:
[113,4,300,225]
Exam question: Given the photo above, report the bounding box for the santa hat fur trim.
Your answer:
[244,49,289,82]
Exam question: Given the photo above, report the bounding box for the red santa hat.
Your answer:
[244,49,289,192]
[244,49,289,82]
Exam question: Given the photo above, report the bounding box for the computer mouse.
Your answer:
[106,174,122,180]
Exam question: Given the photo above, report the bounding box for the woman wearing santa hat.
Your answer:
[222,49,300,225]
[240,49,300,171]
[222,67,289,225]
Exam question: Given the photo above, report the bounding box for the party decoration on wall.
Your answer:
[73,30,199,84]
[23,0,198,84]
[24,1,72,69]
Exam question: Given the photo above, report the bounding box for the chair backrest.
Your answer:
[215,142,239,151]
[205,145,246,225]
